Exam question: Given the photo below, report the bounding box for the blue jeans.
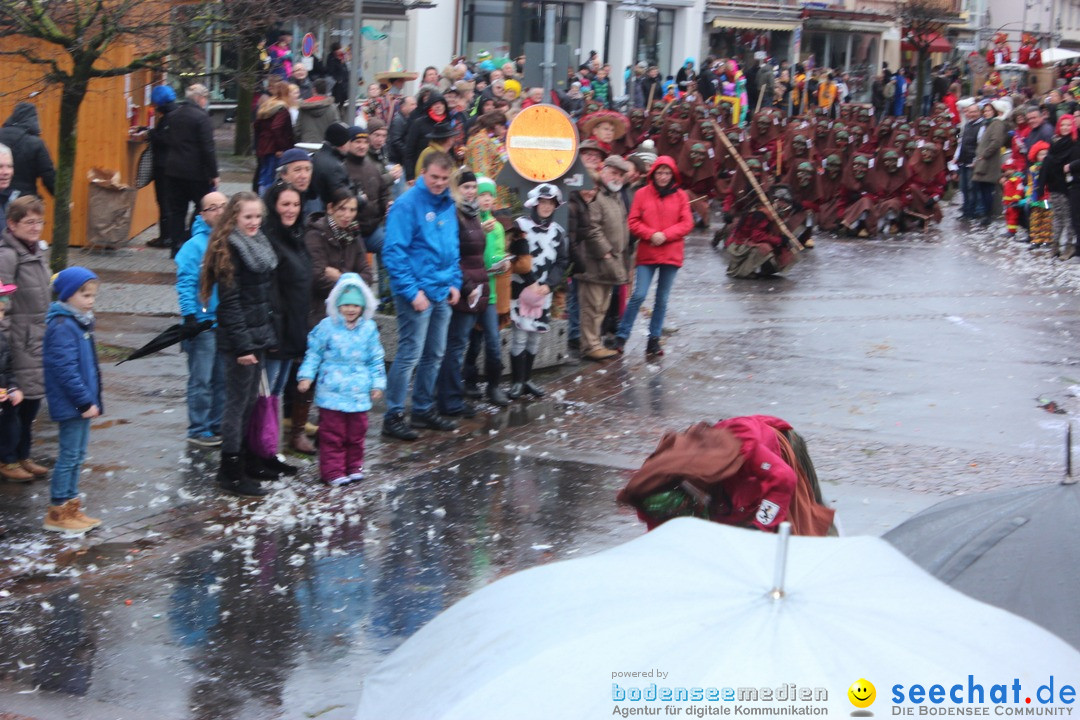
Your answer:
[463,303,502,386]
[958,165,981,219]
[384,294,452,417]
[617,264,679,341]
[436,310,478,413]
[182,330,224,438]
[974,182,994,221]
[256,155,279,195]
[264,358,293,397]
[567,279,580,341]
[364,224,385,254]
[51,418,91,505]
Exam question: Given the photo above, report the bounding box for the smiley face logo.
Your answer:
[848,679,876,709]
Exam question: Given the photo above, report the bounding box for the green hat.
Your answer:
[476,175,497,196]
[338,286,366,307]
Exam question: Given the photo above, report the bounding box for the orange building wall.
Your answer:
[0,41,160,247]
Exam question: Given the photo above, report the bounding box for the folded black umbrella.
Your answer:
[117,319,213,364]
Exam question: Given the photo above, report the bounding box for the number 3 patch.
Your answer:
[756,499,780,526]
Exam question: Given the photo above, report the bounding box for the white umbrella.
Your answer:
[1042,47,1080,64]
[357,518,1080,719]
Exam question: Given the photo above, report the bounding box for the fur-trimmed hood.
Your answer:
[325,272,377,321]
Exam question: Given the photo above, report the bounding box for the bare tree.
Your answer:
[0,0,177,270]
[899,0,959,118]
[182,0,350,156]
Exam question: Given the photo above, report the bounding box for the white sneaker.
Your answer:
[348,469,365,482]
[326,476,351,487]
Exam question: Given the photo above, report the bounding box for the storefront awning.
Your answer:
[710,17,800,31]
[901,31,952,53]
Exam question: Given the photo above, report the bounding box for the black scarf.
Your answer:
[529,207,552,232]
[654,177,679,198]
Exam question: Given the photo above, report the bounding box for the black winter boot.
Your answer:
[486,362,510,407]
[244,452,279,480]
[260,453,298,477]
[507,352,526,400]
[218,453,267,498]
[522,351,545,398]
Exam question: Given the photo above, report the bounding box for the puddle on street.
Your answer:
[0,450,643,719]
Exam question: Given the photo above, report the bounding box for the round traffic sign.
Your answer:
[302,33,315,58]
[505,104,578,182]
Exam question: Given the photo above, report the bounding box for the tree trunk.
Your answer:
[233,38,258,156]
[51,74,90,273]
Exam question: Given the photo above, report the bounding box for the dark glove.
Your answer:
[927,197,938,208]
[183,314,198,327]
[722,212,734,224]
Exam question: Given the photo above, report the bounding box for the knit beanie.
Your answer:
[52,267,98,301]
[476,176,497,196]
[337,286,366,307]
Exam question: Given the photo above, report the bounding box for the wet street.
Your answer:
[2,208,1079,719]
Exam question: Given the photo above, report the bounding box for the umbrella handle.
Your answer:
[769,522,793,600]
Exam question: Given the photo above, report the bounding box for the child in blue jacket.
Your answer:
[42,267,103,534]
[297,273,386,486]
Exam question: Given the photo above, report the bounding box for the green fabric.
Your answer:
[640,489,708,521]
[477,177,497,197]
[481,209,506,303]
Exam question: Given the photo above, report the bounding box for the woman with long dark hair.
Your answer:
[262,181,313,456]
[200,192,278,498]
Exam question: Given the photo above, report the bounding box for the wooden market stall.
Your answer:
[0,39,160,248]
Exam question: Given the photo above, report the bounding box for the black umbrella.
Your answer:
[884,477,1080,649]
[117,319,213,364]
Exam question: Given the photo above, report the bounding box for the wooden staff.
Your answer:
[715,129,804,252]
[646,81,656,112]
[755,84,767,114]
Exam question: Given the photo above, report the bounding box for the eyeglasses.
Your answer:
[17,218,44,227]
[202,204,227,213]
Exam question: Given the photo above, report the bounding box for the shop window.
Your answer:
[635,9,675,74]
[463,0,583,61]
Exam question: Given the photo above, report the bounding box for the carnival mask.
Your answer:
[666,124,684,144]
[795,161,814,187]
[793,135,809,155]
[700,123,716,140]
[825,154,842,178]
[882,150,899,173]
[905,141,919,157]
[852,156,869,180]
[835,131,850,147]
[689,143,707,167]
[920,145,937,163]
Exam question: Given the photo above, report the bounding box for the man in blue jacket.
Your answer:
[381,152,461,440]
[175,191,227,447]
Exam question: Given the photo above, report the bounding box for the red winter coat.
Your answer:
[627,156,695,267]
[712,415,797,531]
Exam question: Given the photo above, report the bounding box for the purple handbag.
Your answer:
[245,371,280,457]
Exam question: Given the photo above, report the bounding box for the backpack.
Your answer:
[884,80,896,100]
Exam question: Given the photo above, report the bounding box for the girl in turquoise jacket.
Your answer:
[297,274,385,485]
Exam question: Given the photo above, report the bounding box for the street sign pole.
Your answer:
[542,2,556,101]
[348,0,364,122]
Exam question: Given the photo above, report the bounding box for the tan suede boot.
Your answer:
[69,498,101,529]
[290,399,316,454]
[1,462,34,482]
[19,459,49,477]
[43,501,92,533]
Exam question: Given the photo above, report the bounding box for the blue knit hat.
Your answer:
[151,85,176,107]
[279,148,311,166]
[52,266,98,301]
